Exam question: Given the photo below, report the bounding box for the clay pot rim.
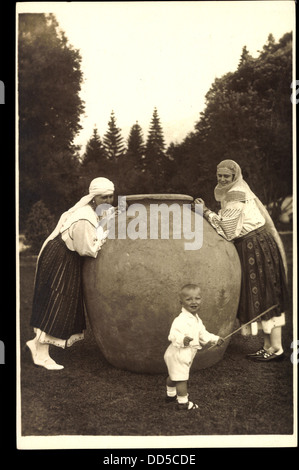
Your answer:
[125,194,194,202]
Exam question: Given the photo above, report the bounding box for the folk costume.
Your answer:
[27,177,115,369]
[202,160,288,343]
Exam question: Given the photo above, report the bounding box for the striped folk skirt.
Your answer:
[30,235,86,345]
[234,226,289,329]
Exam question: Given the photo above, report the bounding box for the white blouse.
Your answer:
[207,198,265,241]
[61,205,108,258]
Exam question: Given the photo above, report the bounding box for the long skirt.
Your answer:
[234,226,289,332]
[30,235,86,346]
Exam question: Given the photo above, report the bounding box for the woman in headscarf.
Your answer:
[26,177,119,370]
[194,160,289,362]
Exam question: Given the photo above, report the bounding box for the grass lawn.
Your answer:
[18,233,294,439]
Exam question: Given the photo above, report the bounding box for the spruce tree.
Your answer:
[103,111,125,162]
[82,127,107,169]
[126,121,145,170]
[144,108,166,182]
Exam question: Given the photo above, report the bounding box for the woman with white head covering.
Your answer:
[26,177,117,370]
[194,160,289,362]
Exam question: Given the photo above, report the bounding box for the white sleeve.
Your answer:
[69,220,103,258]
[198,321,219,345]
[207,201,245,241]
[168,318,185,348]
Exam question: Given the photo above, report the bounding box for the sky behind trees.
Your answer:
[16,1,295,153]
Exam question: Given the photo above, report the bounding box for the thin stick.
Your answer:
[206,304,278,350]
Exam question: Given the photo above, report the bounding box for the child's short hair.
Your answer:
[180,283,201,298]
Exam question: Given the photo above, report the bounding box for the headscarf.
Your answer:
[38,177,115,257]
[214,159,255,204]
[214,160,288,277]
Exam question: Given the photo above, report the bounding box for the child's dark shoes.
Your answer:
[177,401,199,411]
[165,395,177,403]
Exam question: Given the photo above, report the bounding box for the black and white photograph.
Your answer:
[16,1,296,450]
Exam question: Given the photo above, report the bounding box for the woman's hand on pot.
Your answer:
[194,197,206,208]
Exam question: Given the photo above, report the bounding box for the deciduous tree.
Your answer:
[18,13,85,225]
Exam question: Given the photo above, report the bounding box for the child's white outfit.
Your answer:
[164,307,219,381]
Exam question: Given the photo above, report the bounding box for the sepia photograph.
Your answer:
[16,1,296,450]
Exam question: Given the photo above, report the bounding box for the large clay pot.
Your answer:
[83,195,241,374]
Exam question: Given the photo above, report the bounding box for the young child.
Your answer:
[164,284,223,410]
